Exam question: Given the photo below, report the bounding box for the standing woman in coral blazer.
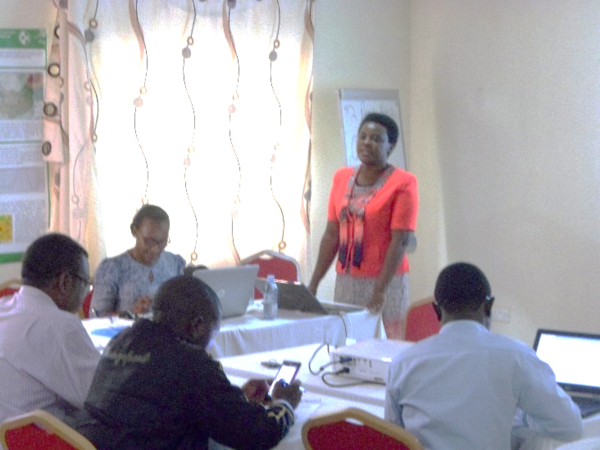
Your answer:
[308,113,418,339]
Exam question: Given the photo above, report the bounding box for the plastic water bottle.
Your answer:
[263,275,278,320]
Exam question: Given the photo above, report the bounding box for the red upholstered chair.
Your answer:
[0,279,21,298]
[302,407,423,450]
[81,287,94,319]
[404,296,441,342]
[0,409,96,450]
[238,250,301,299]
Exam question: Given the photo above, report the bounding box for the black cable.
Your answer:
[333,312,348,340]
[308,342,329,375]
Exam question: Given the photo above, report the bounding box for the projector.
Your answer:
[330,339,414,384]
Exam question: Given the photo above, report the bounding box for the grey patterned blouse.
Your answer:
[91,251,185,315]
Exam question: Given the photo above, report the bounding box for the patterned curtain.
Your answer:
[43,0,314,276]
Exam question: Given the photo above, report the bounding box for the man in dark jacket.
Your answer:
[69,275,302,449]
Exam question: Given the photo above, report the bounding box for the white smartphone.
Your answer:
[268,360,301,397]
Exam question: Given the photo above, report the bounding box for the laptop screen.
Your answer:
[533,329,600,395]
[193,265,259,319]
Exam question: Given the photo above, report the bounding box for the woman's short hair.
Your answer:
[21,233,88,288]
[359,113,400,147]
[130,204,170,232]
[434,262,491,314]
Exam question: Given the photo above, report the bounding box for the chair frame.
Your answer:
[0,409,96,450]
[302,407,423,450]
[238,249,301,280]
[239,250,301,299]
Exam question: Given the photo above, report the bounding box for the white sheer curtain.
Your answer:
[44,0,314,275]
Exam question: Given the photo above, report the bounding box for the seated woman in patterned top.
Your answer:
[91,205,185,316]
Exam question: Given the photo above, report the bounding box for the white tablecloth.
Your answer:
[218,375,384,450]
[219,344,600,450]
[219,342,394,407]
[82,305,384,358]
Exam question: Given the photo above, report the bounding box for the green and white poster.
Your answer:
[0,29,48,263]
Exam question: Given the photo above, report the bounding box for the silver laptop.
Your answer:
[533,329,600,418]
[193,265,259,319]
[256,279,363,315]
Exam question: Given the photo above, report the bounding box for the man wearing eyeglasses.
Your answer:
[385,262,582,450]
[0,233,100,423]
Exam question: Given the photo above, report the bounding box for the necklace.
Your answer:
[338,164,395,270]
[128,250,155,282]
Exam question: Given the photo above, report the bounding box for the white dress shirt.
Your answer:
[385,320,583,450]
[0,286,100,422]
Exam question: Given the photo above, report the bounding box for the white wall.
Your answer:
[311,0,600,344]
[410,0,600,343]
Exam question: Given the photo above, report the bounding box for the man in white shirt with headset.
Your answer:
[0,233,100,422]
[385,262,583,449]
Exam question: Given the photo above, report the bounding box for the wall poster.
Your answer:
[0,29,48,263]
[338,88,405,169]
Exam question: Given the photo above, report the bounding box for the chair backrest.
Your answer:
[81,287,94,319]
[0,279,21,299]
[404,296,441,342]
[239,250,301,299]
[302,407,423,450]
[0,409,96,450]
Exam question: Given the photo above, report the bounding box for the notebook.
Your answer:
[193,265,259,319]
[533,329,600,418]
[256,278,364,315]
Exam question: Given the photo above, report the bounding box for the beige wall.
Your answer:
[311,0,600,344]
[410,0,600,344]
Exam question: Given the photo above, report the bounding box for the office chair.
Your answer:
[238,250,301,299]
[403,296,441,342]
[0,409,96,450]
[302,407,424,450]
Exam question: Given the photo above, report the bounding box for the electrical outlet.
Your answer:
[493,308,510,323]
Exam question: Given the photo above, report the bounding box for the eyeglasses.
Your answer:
[70,272,92,288]
[137,233,170,249]
[136,228,171,249]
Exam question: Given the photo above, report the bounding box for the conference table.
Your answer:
[219,343,600,450]
[216,374,384,450]
[219,342,409,407]
[83,302,385,358]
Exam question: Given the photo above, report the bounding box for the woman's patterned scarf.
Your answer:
[338,164,395,270]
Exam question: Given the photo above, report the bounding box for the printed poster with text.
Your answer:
[0,29,47,263]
